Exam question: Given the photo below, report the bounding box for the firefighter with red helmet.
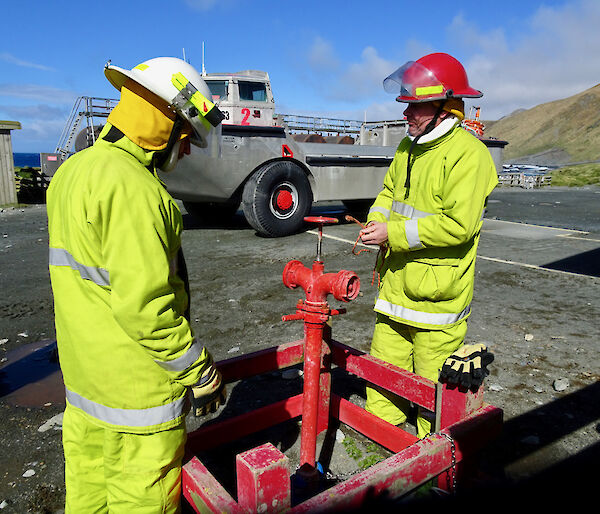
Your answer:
[359,53,497,438]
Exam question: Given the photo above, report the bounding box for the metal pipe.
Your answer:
[282,260,359,474]
[299,306,325,469]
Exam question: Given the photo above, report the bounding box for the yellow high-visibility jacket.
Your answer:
[367,123,498,330]
[47,124,212,434]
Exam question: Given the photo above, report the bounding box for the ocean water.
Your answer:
[13,153,41,167]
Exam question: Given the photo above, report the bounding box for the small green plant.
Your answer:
[342,438,385,471]
[358,454,384,470]
[342,437,363,460]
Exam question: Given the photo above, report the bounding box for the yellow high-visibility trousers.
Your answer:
[62,404,186,513]
[365,313,467,438]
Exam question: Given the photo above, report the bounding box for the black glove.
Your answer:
[191,360,227,417]
[439,343,494,390]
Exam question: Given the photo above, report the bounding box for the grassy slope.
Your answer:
[484,84,600,162]
[550,163,600,186]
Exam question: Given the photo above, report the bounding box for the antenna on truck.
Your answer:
[201,41,206,76]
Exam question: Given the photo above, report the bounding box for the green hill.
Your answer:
[484,83,600,164]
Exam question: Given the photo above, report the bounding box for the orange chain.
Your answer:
[345,215,388,286]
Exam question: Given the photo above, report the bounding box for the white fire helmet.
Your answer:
[104,57,224,148]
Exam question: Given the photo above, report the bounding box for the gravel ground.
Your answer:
[1,185,599,512]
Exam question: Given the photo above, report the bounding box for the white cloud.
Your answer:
[301,1,600,121]
[308,44,396,104]
[0,52,55,72]
[308,37,339,71]
[8,116,68,153]
[338,47,396,97]
[0,84,76,151]
[0,104,66,120]
[16,118,66,139]
[451,0,600,119]
[0,84,75,104]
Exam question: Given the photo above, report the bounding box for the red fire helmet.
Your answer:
[383,53,482,103]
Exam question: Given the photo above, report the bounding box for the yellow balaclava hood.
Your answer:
[107,79,191,151]
[432,98,465,121]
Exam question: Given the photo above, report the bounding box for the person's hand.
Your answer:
[191,367,227,416]
[360,222,388,246]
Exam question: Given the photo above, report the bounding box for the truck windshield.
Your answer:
[239,81,267,102]
[206,81,228,102]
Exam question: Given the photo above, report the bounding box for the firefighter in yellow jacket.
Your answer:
[47,57,225,512]
[359,53,498,439]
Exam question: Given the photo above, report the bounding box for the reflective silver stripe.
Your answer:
[66,388,185,427]
[391,201,432,219]
[368,206,390,218]
[195,365,218,387]
[375,298,471,326]
[49,248,110,287]
[405,219,423,249]
[155,340,205,372]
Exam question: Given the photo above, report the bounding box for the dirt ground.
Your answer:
[1,186,599,512]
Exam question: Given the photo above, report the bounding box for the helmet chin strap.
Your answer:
[158,140,182,173]
[154,116,184,173]
[404,100,447,198]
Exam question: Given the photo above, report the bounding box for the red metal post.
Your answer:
[282,254,360,473]
[298,304,327,470]
[437,382,484,430]
[316,344,331,435]
[236,443,291,513]
[183,457,242,513]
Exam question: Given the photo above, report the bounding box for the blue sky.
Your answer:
[1,0,599,152]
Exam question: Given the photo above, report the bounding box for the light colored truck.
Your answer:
[163,69,404,236]
[50,72,406,237]
[49,71,506,237]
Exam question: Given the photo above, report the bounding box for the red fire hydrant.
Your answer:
[282,216,360,477]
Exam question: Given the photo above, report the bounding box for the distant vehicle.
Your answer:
[49,72,508,236]
[50,71,406,237]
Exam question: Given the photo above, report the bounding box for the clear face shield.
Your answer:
[383,61,449,102]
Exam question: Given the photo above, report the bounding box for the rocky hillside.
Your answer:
[484,83,600,165]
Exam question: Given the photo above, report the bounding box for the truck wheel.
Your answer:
[183,201,240,224]
[242,161,313,237]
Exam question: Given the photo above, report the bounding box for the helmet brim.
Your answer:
[396,87,482,103]
[105,64,160,100]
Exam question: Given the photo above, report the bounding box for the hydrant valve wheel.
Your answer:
[304,216,338,225]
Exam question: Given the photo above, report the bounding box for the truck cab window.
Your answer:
[206,81,228,102]
[239,81,267,102]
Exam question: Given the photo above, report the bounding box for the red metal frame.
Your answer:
[183,245,502,512]
[183,337,502,512]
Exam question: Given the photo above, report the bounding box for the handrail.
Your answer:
[55,96,118,156]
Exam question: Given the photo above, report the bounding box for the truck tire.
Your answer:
[242,161,313,237]
[183,201,240,224]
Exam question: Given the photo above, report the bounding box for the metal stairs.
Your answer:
[55,96,118,157]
